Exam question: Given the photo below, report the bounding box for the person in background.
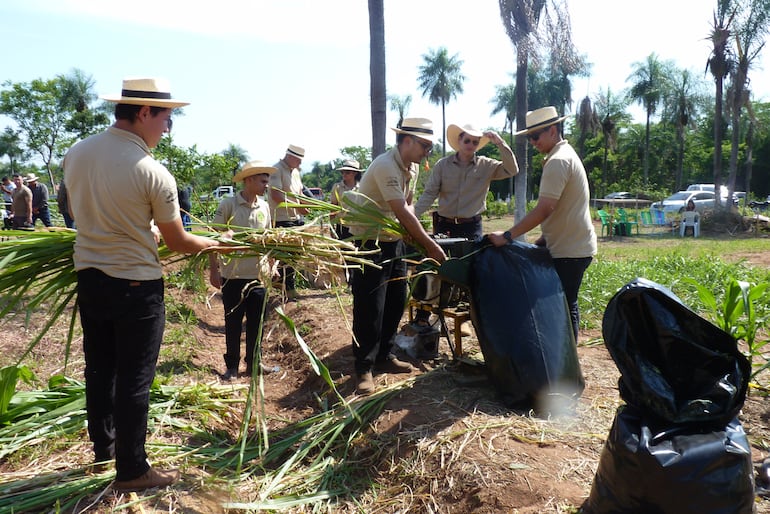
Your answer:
[414,123,517,241]
[177,185,192,231]
[64,77,228,493]
[26,174,51,227]
[57,179,75,228]
[1,176,15,214]
[329,159,361,240]
[11,173,32,229]
[269,144,308,300]
[348,118,447,394]
[209,161,274,381]
[488,106,597,341]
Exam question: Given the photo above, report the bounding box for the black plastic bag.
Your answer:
[584,406,755,514]
[602,278,750,426]
[468,240,584,409]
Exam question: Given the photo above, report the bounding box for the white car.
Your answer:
[199,186,234,202]
[651,191,716,214]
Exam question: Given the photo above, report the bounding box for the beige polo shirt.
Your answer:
[64,127,180,281]
[414,147,518,218]
[213,192,271,280]
[348,147,417,242]
[538,140,597,259]
[268,159,304,223]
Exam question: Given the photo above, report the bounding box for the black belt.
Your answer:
[437,214,481,225]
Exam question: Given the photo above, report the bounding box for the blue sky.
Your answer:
[2,0,768,167]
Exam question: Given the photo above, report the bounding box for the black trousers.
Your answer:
[434,216,483,240]
[221,278,266,371]
[351,240,407,374]
[77,268,165,481]
[552,256,593,340]
[275,219,304,290]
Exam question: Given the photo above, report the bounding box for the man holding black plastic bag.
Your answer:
[488,106,596,340]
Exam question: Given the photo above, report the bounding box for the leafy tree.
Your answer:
[388,94,411,127]
[0,127,28,174]
[575,96,600,161]
[490,81,517,198]
[58,68,109,139]
[368,0,386,158]
[0,78,73,187]
[661,69,705,191]
[627,53,670,186]
[595,87,630,195]
[417,47,466,156]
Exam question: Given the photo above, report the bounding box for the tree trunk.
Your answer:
[368,0,386,158]
[514,49,528,232]
[713,77,724,209]
[643,110,651,186]
[744,116,754,206]
[675,125,685,191]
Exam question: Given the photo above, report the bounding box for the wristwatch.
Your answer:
[503,230,513,243]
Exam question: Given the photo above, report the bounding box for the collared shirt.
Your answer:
[538,140,597,259]
[213,191,271,280]
[348,147,417,242]
[64,126,180,280]
[268,159,304,223]
[30,182,49,210]
[413,146,518,219]
[330,180,358,205]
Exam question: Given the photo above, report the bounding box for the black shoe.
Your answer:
[221,368,238,381]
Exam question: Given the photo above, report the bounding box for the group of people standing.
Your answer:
[2,172,51,229]
[53,73,595,494]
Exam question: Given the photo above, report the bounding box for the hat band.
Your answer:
[527,116,561,131]
[403,126,433,136]
[287,149,304,158]
[121,89,172,100]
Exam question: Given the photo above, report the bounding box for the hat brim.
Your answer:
[233,166,276,183]
[446,124,490,152]
[101,95,189,108]
[514,115,569,136]
[390,126,436,143]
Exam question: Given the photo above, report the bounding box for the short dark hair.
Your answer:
[114,103,168,122]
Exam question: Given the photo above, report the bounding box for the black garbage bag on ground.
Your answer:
[602,277,750,426]
[583,278,754,514]
[584,406,754,514]
[468,240,584,410]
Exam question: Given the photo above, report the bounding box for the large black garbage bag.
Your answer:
[602,277,750,426]
[584,278,754,514]
[468,240,584,409]
[584,405,755,514]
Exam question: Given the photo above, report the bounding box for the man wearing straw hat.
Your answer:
[330,158,361,240]
[488,106,597,341]
[64,77,228,492]
[414,123,517,240]
[25,173,51,227]
[269,144,309,300]
[209,160,275,381]
[348,118,447,394]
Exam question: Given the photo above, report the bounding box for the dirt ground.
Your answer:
[1,228,770,513]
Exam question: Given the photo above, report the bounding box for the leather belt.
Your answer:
[437,214,482,225]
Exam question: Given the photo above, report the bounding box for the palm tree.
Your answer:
[595,87,629,193]
[417,47,466,156]
[368,0,386,158]
[627,53,669,186]
[0,127,27,174]
[490,82,517,198]
[498,0,547,226]
[706,3,737,208]
[388,94,412,127]
[662,69,702,191]
[725,0,770,204]
[575,96,600,161]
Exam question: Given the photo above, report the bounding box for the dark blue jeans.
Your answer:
[32,206,51,227]
[351,240,407,374]
[77,268,165,481]
[221,278,266,372]
[552,257,593,340]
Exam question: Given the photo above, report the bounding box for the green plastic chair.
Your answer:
[597,209,612,237]
[616,208,639,235]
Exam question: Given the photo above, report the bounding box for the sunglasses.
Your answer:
[463,137,480,146]
[528,127,548,142]
[412,136,432,152]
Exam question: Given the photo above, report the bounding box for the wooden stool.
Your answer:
[408,299,471,358]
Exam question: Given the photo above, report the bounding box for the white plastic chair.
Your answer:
[680,210,700,237]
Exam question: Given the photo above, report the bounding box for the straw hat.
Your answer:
[514,106,568,136]
[101,77,189,108]
[391,117,436,142]
[232,160,276,183]
[338,159,361,172]
[285,144,305,159]
[24,173,39,183]
[446,123,490,152]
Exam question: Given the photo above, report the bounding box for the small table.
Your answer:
[408,299,471,358]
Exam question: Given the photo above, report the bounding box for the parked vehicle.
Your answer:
[199,185,234,202]
[651,190,716,214]
[686,183,728,202]
[305,187,324,201]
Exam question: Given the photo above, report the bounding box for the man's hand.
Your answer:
[488,231,508,247]
[426,241,447,263]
